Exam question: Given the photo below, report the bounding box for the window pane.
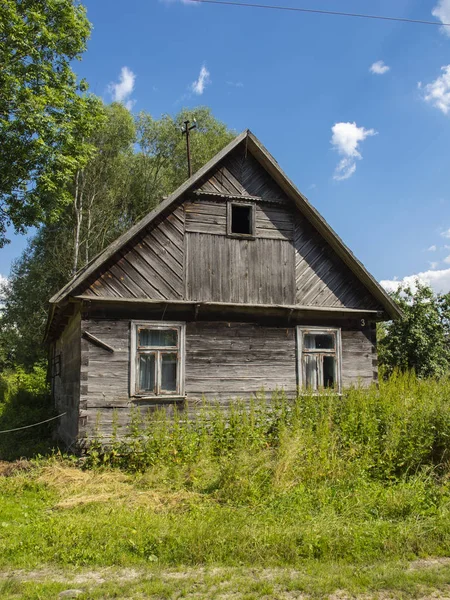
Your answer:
[139,353,156,392]
[304,354,318,390]
[139,328,178,347]
[231,204,253,235]
[304,333,335,350]
[161,353,178,392]
[323,356,335,389]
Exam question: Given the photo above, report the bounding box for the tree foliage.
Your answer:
[0,0,104,245]
[0,106,235,367]
[378,282,450,378]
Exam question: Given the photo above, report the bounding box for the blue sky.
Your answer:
[2,0,450,292]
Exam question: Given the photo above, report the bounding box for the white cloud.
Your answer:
[381,268,450,294]
[432,0,450,36]
[441,229,450,238]
[444,255,450,264]
[108,66,136,110]
[370,60,390,75]
[428,245,437,251]
[430,261,439,269]
[330,122,377,181]
[226,81,244,88]
[191,65,210,95]
[421,65,450,114]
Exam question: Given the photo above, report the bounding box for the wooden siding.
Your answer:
[197,145,289,203]
[76,317,376,440]
[53,311,81,446]
[294,217,382,310]
[185,321,297,400]
[341,326,377,388]
[185,198,293,241]
[81,204,185,300]
[186,233,295,305]
[76,145,383,313]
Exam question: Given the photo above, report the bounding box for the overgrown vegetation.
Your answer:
[0,365,53,460]
[378,282,450,378]
[1,374,450,576]
[0,105,235,367]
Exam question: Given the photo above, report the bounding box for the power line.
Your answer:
[186,0,450,28]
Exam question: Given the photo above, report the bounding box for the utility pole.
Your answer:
[181,119,197,178]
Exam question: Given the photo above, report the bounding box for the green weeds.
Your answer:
[0,373,450,574]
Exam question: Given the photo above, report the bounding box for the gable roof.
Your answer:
[50,130,401,319]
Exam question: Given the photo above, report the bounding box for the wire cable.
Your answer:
[186,0,450,28]
[0,412,67,434]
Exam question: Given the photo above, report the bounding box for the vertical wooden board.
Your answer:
[53,312,81,447]
[186,234,295,305]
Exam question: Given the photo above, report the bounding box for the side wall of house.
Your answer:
[77,316,377,440]
[53,311,81,447]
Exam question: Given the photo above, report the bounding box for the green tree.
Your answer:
[378,282,450,378]
[128,107,235,222]
[0,0,104,245]
[1,106,235,366]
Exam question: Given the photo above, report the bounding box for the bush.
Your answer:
[0,364,54,460]
[85,372,450,483]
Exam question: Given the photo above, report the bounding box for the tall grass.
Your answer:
[1,372,450,568]
[0,364,53,460]
[86,372,450,482]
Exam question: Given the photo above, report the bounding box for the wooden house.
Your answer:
[46,130,401,447]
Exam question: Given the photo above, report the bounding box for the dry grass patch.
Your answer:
[38,462,203,510]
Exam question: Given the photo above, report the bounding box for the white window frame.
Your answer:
[296,326,342,393]
[130,321,186,399]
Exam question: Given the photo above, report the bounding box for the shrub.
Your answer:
[0,363,54,460]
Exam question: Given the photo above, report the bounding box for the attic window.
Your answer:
[228,202,255,237]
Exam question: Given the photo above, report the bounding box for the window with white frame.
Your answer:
[130,322,185,397]
[296,327,341,392]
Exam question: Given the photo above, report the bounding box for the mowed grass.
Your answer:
[1,373,450,597]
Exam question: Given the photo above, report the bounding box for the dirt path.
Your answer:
[2,562,450,599]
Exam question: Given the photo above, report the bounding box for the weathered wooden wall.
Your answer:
[82,204,185,300]
[53,311,81,446]
[76,316,376,440]
[294,217,381,310]
[341,325,378,388]
[75,145,383,313]
[185,321,297,400]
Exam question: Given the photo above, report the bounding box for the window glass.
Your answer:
[139,328,178,348]
[139,353,156,392]
[161,353,178,392]
[299,327,340,393]
[304,354,318,390]
[323,356,335,388]
[304,333,335,350]
[231,204,253,235]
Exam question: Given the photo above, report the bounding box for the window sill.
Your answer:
[297,390,342,397]
[227,233,256,240]
[132,395,186,402]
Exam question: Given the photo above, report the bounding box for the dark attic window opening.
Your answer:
[230,203,254,236]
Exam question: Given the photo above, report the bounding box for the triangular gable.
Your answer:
[50,130,401,319]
